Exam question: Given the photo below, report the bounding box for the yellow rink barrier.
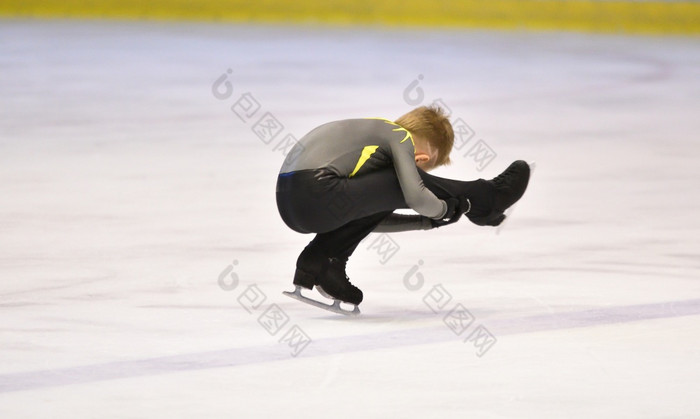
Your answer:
[1,0,699,34]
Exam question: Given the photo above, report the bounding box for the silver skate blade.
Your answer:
[316,285,333,299]
[283,286,360,316]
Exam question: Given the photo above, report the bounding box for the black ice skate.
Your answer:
[316,257,363,305]
[290,245,325,290]
[284,257,361,316]
[467,160,531,226]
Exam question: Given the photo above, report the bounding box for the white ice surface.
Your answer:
[1,19,699,418]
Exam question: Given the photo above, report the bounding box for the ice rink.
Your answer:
[1,19,699,418]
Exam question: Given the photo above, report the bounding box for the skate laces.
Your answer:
[492,166,518,188]
[329,258,358,288]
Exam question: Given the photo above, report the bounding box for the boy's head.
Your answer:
[395,105,454,172]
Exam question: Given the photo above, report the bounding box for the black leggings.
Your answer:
[276,167,491,261]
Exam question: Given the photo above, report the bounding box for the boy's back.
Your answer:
[280,118,408,175]
[280,118,445,219]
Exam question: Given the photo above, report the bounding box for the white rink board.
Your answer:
[1,20,699,418]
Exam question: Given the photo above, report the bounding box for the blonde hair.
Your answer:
[395,105,454,167]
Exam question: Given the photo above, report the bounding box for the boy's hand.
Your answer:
[431,197,471,228]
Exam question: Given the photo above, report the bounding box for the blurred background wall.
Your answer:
[1,0,699,34]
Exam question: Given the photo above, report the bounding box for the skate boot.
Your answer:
[467,160,530,226]
[292,245,327,290]
[316,258,363,306]
[284,250,361,315]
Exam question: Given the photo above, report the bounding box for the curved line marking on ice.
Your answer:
[1,298,699,394]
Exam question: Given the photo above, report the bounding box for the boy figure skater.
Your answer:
[276,106,530,314]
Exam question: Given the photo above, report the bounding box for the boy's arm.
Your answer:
[372,213,433,233]
[390,138,447,219]
[373,199,467,232]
